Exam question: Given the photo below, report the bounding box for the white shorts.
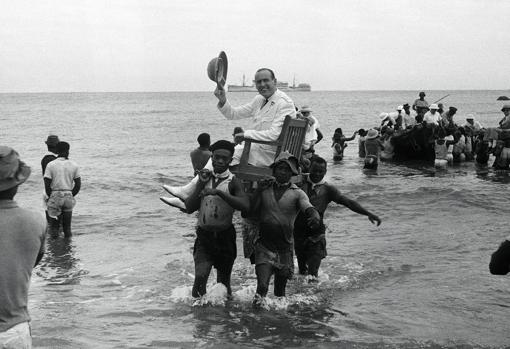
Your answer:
[434,159,448,169]
[0,322,31,349]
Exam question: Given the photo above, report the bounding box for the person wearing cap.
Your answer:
[437,103,444,116]
[294,156,381,278]
[423,104,441,126]
[463,114,483,133]
[0,146,46,348]
[363,129,383,170]
[498,104,510,130]
[178,140,250,299]
[164,68,297,203]
[394,105,404,130]
[412,91,429,114]
[41,134,60,223]
[402,103,417,129]
[190,133,212,176]
[250,152,321,306]
[44,142,81,238]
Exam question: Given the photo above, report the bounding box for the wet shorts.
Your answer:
[295,235,327,261]
[0,322,31,349]
[194,225,237,270]
[253,242,294,280]
[364,155,378,169]
[47,191,76,218]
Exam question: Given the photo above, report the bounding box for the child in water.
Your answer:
[434,128,457,169]
[332,128,357,161]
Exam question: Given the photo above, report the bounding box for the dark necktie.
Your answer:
[261,99,269,109]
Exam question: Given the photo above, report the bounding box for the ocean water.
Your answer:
[1,90,509,348]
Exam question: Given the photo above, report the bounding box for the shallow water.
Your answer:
[1,90,509,348]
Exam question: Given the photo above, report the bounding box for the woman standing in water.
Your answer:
[332,128,357,161]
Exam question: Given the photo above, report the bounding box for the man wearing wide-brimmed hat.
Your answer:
[0,146,46,348]
[423,104,441,126]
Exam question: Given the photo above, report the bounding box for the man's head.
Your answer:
[403,103,411,114]
[502,104,510,116]
[56,141,70,158]
[309,156,327,183]
[466,115,475,125]
[419,91,426,98]
[300,105,312,117]
[0,146,31,199]
[270,152,299,184]
[429,104,439,114]
[449,106,457,116]
[45,134,60,152]
[209,140,235,174]
[254,68,277,99]
[197,133,211,148]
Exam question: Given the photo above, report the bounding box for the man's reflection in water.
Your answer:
[38,236,83,285]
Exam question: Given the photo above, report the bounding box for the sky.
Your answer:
[1,0,509,92]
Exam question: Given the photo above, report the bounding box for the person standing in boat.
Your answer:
[164,68,296,203]
[183,140,250,299]
[423,104,442,126]
[412,91,429,115]
[441,106,458,130]
[402,103,417,129]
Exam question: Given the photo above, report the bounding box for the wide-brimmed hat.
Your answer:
[396,105,403,111]
[207,51,228,88]
[403,103,410,109]
[379,112,389,119]
[270,151,299,175]
[0,146,31,191]
[45,134,59,146]
[300,105,312,113]
[366,129,379,139]
[429,103,439,110]
[466,114,476,121]
[501,104,510,111]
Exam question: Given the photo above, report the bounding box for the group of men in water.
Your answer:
[353,92,510,170]
[162,67,381,307]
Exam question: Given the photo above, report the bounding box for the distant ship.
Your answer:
[228,75,311,92]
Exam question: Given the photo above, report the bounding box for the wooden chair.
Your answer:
[233,115,308,182]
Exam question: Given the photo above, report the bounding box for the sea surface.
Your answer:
[1,90,509,349]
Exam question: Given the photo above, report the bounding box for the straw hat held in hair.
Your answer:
[0,146,31,191]
[207,51,228,88]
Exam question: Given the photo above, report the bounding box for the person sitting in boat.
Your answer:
[402,103,417,129]
[463,115,484,135]
[332,128,357,161]
[423,104,442,126]
[380,127,395,161]
[379,112,396,128]
[163,67,297,204]
[395,106,404,130]
[412,91,429,115]
[441,106,458,131]
[363,129,383,170]
[293,156,381,279]
[182,140,250,299]
[250,152,321,307]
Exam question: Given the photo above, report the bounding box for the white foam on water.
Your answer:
[193,283,228,307]
[170,285,193,303]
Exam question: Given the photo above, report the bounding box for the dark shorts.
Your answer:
[364,155,378,169]
[253,242,294,280]
[193,225,236,270]
[295,235,327,260]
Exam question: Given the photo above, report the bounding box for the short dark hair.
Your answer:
[197,133,211,147]
[56,141,70,154]
[310,155,327,167]
[209,140,235,156]
[255,68,276,80]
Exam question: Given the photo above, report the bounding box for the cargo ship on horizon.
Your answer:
[227,74,311,92]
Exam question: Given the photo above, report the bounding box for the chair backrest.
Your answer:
[275,116,308,160]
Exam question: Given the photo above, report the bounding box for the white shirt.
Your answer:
[44,157,80,191]
[219,89,296,166]
[302,114,320,150]
[403,112,417,128]
[423,111,441,125]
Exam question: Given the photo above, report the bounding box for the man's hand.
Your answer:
[198,169,212,183]
[234,132,244,144]
[307,216,321,231]
[368,213,381,226]
[257,176,275,190]
[214,86,227,107]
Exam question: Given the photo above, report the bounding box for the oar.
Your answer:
[433,94,450,104]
